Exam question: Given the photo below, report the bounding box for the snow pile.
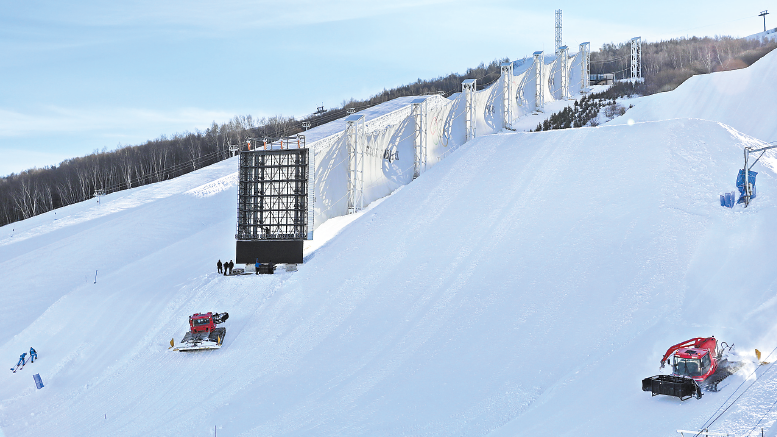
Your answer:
[610,49,777,142]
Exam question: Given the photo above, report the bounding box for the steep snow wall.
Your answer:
[309,49,588,230]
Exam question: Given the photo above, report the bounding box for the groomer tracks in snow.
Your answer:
[3,49,777,437]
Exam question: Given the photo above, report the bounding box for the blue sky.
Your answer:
[1,0,773,176]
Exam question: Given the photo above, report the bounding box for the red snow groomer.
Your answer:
[172,312,229,352]
[642,336,737,401]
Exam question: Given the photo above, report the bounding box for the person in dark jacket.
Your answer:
[217,260,223,274]
[29,347,37,363]
[228,261,234,275]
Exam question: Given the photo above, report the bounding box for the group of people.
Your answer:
[17,347,37,367]
[217,260,235,276]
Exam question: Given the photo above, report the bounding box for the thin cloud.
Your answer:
[0,106,239,138]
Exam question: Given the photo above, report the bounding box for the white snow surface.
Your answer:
[4,52,777,437]
[609,49,777,143]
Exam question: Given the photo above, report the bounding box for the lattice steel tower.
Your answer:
[630,37,642,79]
[501,62,514,129]
[579,42,590,91]
[462,79,476,141]
[411,98,428,179]
[534,51,544,111]
[557,45,569,100]
[345,114,365,214]
[555,9,562,52]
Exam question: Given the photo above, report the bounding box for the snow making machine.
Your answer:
[642,336,739,400]
[172,312,229,351]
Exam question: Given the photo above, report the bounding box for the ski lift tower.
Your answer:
[760,10,769,32]
[741,143,777,206]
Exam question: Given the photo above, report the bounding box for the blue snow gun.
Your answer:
[736,168,757,205]
[739,143,777,207]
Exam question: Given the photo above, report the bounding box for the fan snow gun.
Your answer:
[737,143,777,207]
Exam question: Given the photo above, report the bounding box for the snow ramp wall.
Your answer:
[309,50,587,230]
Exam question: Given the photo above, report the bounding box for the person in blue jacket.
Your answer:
[17,352,26,367]
[29,347,37,363]
[255,258,260,275]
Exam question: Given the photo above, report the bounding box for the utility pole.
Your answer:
[760,10,769,32]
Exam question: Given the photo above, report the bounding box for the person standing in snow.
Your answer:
[29,347,37,363]
[17,352,26,367]
[217,259,223,274]
[255,258,260,275]
[228,260,234,275]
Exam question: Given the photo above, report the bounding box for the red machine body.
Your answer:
[660,337,719,382]
[189,312,217,333]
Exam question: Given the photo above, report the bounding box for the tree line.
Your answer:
[535,34,777,133]
[0,115,297,225]
[591,34,777,94]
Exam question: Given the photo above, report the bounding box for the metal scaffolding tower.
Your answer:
[557,45,569,100]
[501,62,514,130]
[462,79,476,141]
[411,98,428,179]
[534,51,544,111]
[579,42,590,91]
[630,37,642,79]
[345,114,365,214]
[235,141,310,264]
[555,10,562,52]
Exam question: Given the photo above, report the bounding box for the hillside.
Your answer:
[610,49,777,142]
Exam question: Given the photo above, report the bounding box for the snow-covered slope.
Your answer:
[610,49,777,142]
[3,116,777,436]
[4,48,777,437]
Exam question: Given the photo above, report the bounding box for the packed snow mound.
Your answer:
[3,117,777,436]
[610,49,777,142]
